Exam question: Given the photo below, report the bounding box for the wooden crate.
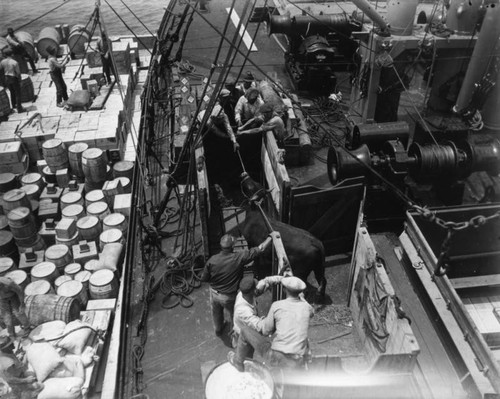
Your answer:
[0,141,24,164]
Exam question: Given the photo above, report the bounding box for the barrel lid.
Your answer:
[42,138,63,149]
[103,213,126,227]
[82,148,103,160]
[62,204,84,218]
[56,231,79,242]
[31,262,56,278]
[61,192,82,204]
[21,173,42,185]
[100,229,122,243]
[55,275,72,288]
[25,280,51,295]
[89,269,114,286]
[0,173,16,185]
[113,161,134,172]
[115,177,130,188]
[45,244,69,260]
[87,201,108,215]
[64,263,81,275]
[5,269,27,284]
[76,215,99,229]
[3,189,26,202]
[74,270,91,283]
[84,259,102,272]
[0,257,14,273]
[85,190,104,202]
[57,280,83,296]
[20,184,40,196]
[42,166,55,176]
[68,142,89,154]
[0,231,14,246]
[7,207,30,222]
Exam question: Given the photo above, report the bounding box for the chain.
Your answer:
[410,205,500,277]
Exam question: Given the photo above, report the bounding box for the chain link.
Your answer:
[411,206,500,277]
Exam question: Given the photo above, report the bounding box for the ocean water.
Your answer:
[0,0,168,38]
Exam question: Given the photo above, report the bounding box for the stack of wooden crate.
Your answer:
[0,141,27,173]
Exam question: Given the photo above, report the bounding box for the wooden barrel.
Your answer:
[57,280,87,307]
[20,74,34,102]
[36,27,61,58]
[103,213,127,235]
[0,174,17,194]
[113,161,134,180]
[45,244,72,271]
[0,88,11,118]
[0,215,8,230]
[0,257,16,276]
[5,269,29,290]
[7,207,38,246]
[68,143,88,179]
[17,235,45,254]
[64,262,81,278]
[82,148,107,183]
[61,204,85,221]
[55,232,80,248]
[0,231,18,259]
[25,280,54,295]
[115,177,131,194]
[76,216,101,242]
[99,228,123,250]
[24,294,80,325]
[2,190,31,213]
[89,269,118,299]
[42,166,57,184]
[84,259,103,273]
[30,261,59,283]
[67,25,90,57]
[21,173,44,190]
[85,190,104,206]
[87,201,110,222]
[84,180,104,193]
[20,184,40,201]
[42,139,69,173]
[74,270,91,290]
[60,192,84,209]
[55,275,72,289]
[30,200,39,219]
[14,31,37,61]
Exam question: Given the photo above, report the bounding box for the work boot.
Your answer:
[227,351,244,372]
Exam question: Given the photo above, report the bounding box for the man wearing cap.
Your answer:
[219,88,237,126]
[0,49,25,113]
[234,87,264,128]
[237,103,286,146]
[261,275,313,368]
[6,28,38,74]
[240,71,257,94]
[0,277,30,339]
[47,46,69,108]
[200,234,273,337]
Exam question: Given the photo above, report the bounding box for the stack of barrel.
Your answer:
[0,139,134,330]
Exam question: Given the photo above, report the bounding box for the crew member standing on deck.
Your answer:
[6,28,38,74]
[96,32,115,86]
[0,48,25,113]
[235,87,264,128]
[201,234,272,338]
[47,46,69,108]
[0,277,30,339]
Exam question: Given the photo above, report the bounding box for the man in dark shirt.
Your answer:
[5,28,38,74]
[201,233,272,337]
[96,31,115,86]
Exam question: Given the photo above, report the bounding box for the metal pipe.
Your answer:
[455,3,500,112]
[351,0,389,32]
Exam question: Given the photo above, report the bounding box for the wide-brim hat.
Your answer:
[281,276,306,292]
[244,71,255,82]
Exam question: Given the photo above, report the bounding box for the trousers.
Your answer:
[4,76,22,112]
[50,69,68,104]
[209,289,236,334]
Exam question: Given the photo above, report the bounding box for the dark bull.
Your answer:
[241,205,327,301]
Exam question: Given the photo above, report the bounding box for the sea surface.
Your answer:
[0,0,169,38]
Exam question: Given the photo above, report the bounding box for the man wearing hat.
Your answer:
[0,48,25,113]
[219,88,237,126]
[6,28,38,74]
[0,277,30,339]
[234,87,264,128]
[241,71,257,93]
[261,275,313,368]
[201,234,273,337]
[237,103,286,147]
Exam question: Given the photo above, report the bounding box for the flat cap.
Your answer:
[239,276,257,294]
[244,71,255,82]
[220,89,231,97]
[281,276,306,292]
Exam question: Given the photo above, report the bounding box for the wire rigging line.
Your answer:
[119,0,155,37]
